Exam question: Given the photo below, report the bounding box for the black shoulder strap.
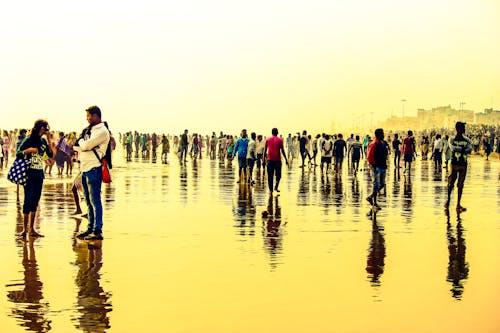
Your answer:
[92,148,102,163]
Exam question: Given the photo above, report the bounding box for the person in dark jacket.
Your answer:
[444,122,472,212]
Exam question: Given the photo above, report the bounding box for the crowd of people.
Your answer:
[3,106,112,241]
[116,123,497,213]
[116,124,499,169]
[2,117,499,240]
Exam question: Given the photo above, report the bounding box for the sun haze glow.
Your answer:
[2,0,499,134]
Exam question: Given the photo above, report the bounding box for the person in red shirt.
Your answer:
[263,128,288,194]
[366,128,388,210]
[402,130,416,174]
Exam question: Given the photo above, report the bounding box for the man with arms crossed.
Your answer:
[75,106,110,241]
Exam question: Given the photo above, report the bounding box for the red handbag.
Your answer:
[101,158,112,183]
[93,148,112,183]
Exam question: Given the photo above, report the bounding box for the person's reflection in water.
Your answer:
[262,195,286,271]
[402,174,413,220]
[420,159,430,181]
[72,241,112,332]
[432,157,443,181]
[179,163,188,204]
[446,212,469,300]
[350,176,360,206]
[319,173,332,208]
[297,169,310,206]
[103,182,115,208]
[234,183,256,236]
[191,156,201,202]
[391,168,400,209]
[366,211,386,287]
[6,237,52,332]
[333,173,343,210]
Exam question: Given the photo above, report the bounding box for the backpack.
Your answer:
[367,141,376,165]
[104,140,112,169]
[88,125,113,169]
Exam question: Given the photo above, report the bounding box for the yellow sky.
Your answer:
[2,0,499,134]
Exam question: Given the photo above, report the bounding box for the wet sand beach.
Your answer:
[1,152,499,333]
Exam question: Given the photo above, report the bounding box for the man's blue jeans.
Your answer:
[82,167,103,234]
[371,166,387,195]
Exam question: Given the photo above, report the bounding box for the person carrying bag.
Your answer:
[74,106,110,241]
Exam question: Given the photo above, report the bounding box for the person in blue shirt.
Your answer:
[233,129,250,183]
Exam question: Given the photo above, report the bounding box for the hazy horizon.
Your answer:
[2,0,499,134]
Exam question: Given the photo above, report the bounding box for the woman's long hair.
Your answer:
[30,119,49,142]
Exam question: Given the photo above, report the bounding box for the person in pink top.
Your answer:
[264,128,288,194]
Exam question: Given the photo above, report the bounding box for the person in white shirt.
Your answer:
[246,132,257,184]
[346,134,355,160]
[442,135,452,169]
[255,134,265,176]
[311,134,320,166]
[75,106,110,241]
[320,134,334,174]
[432,134,444,169]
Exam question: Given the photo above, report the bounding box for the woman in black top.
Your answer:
[17,119,53,238]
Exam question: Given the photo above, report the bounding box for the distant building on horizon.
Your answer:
[376,105,499,132]
[417,105,474,129]
[475,108,500,125]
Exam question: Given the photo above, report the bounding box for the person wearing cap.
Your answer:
[444,122,472,212]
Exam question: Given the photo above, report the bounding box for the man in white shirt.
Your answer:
[75,106,110,241]
[321,134,333,174]
[432,134,444,169]
[255,134,265,175]
[346,134,355,160]
[246,132,257,184]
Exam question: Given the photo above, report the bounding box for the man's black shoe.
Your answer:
[84,233,103,241]
[76,231,92,240]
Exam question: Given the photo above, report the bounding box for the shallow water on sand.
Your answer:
[0,152,499,333]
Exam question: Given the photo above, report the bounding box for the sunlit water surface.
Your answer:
[1,151,499,333]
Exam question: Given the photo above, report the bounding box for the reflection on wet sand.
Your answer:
[297,169,310,207]
[234,183,256,225]
[366,211,386,287]
[6,202,50,332]
[402,174,413,221]
[179,164,188,204]
[391,168,401,209]
[72,240,112,332]
[0,150,498,333]
[432,162,443,182]
[319,174,332,209]
[446,213,469,300]
[333,174,344,211]
[6,237,51,332]
[233,184,256,240]
[350,175,361,206]
[262,195,286,271]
